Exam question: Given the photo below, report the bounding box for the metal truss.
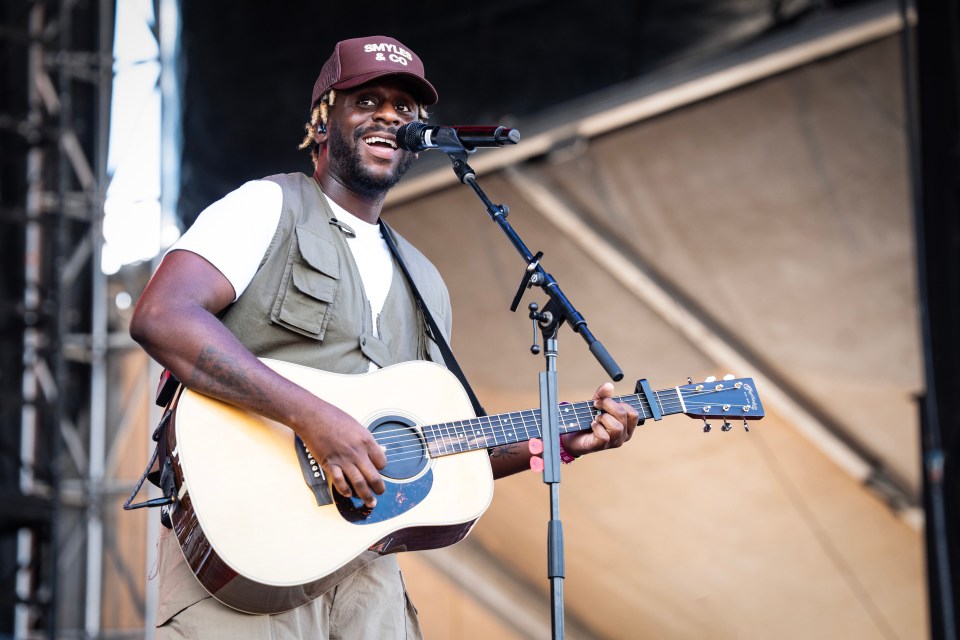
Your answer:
[0,1,151,637]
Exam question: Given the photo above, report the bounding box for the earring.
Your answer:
[318,122,327,134]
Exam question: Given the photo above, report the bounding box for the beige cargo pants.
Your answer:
[154,527,423,639]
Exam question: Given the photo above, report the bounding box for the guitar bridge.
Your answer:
[295,436,333,506]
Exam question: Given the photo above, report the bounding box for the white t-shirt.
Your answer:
[170,179,394,337]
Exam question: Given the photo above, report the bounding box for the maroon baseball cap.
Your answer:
[311,36,438,108]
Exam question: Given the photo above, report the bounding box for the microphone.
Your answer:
[396,122,520,152]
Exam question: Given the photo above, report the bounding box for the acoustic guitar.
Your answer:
[166,358,764,614]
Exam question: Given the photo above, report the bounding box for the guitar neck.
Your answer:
[422,388,682,457]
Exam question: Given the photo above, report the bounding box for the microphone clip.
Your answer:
[426,126,476,156]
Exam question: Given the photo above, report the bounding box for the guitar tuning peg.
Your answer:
[743,419,750,433]
[723,374,735,381]
[702,420,712,433]
[721,420,732,432]
[704,376,716,383]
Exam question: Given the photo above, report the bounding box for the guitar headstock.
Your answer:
[678,376,764,423]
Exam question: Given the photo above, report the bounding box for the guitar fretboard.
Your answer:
[421,390,678,457]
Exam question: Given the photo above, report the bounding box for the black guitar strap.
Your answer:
[380,221,487,417]
[123,372,181,527]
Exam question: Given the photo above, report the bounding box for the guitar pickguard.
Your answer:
[334,471,434,524]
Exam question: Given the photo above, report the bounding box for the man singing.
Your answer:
[130,35,639,639]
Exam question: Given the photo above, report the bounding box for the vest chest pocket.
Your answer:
[272,225,340,340]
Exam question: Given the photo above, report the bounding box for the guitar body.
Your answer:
[164,356,765,615]
[167,358,494,614]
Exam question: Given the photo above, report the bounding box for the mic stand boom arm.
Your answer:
[437,137,624,640]
[436,137,624,382]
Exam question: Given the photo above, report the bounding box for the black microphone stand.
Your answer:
[431,130,623,639]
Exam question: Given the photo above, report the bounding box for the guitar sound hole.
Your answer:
[369,416,428,481]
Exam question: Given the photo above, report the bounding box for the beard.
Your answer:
[327,122,416,199]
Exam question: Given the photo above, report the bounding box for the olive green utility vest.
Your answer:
[221,172,452,373]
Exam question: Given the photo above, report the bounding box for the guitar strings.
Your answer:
[366,385,746,449]
[373,413,692,463]
[366,388,741,461]
[367,385,742,453]
[350,386,754,466]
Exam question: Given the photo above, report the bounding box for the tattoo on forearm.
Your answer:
[194,346,270,408]
[488,444,521,459]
